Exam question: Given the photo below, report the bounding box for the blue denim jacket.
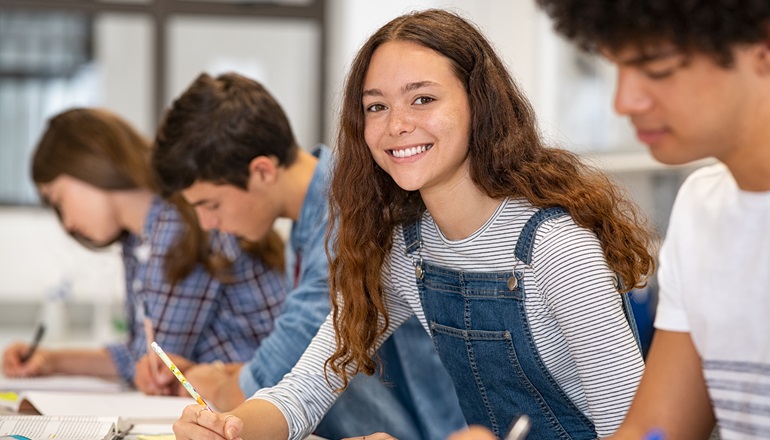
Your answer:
[240,146,466,439]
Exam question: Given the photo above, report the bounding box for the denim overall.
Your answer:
[403,207,640,439]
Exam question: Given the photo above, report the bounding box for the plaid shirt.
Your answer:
[107,196,286,383]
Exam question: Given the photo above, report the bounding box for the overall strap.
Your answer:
[514,206,569,264]
[403,219,422,256]
[513,206,643,352]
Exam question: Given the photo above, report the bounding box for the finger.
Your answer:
[134,358,148,390]
[3,343,26,371]
[446,426,497,440]
[342,433,399,440]
[194,409,244,440]
[222,413,244,440]
[154,361,175,385]
[173,417,228,440]
[19,351,46,377]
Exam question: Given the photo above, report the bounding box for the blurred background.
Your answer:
[0,0,704,356]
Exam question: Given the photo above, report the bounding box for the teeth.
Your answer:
[393,144,430,158]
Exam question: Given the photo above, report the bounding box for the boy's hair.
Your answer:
[537,0,770,66]
[153,72,299,196]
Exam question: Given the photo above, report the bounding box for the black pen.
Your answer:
[20,323,46,363]
[504,415,531,440]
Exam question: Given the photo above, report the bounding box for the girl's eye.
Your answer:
[413,96,434,105]
[365,103,386,113]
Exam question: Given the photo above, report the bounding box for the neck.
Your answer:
[112,190,155,237]
[279,149,319,221]
[722,147,770,191]
[420,175,502,241]
[722,98,770,191]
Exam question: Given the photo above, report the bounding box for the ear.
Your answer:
[247,155,279,190]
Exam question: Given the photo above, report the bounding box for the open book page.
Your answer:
[0,415,130,440]
[14,391,191,424]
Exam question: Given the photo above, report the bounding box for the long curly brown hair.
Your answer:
[327,9,656,386]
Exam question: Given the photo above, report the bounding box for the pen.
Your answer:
[140,299,161,381]
[150,341,212,410]
[503,414,531,440]
[19,323,46,363]
[643,429,665,440]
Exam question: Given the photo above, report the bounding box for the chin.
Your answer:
[390,176,423,192]
[649,148,702,166]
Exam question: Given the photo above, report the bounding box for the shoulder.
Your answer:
[534,214,601,256]
[677,162,732,201]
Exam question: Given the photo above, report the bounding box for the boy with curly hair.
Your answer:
[530,1,770,439]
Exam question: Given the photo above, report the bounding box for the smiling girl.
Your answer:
[172,9,655,440]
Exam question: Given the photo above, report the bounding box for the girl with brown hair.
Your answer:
[1,107,287,387]
[173,9,655,440]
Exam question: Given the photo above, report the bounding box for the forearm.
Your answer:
[610,331,715,440]
[48,347,119,378]
[231,398,289,440]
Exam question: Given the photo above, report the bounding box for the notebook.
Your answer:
[11,391,191,424]
[0,415,132,440]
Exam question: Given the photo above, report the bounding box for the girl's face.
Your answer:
[362,40,472,196]
[38,175,123,246]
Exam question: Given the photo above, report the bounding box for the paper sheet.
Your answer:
[0,375,124,394]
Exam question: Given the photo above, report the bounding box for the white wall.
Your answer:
[0,207,123,300]
[324,0,543,147]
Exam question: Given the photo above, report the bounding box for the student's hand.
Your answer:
[184,362,246,411]
[342,433,399,440]
[2,342,53,377]
[446,426,497,440]
[133,352,192,395]
[173,405,243,440]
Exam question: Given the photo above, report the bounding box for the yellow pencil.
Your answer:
[150,341,212,410]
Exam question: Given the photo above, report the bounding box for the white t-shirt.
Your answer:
[655,163,770,439]
[254,198,642,440]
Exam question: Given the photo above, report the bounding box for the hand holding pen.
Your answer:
[21,323,46,363]
[1,324,49,377]
[151,341,247,440]
[139,300,162,382]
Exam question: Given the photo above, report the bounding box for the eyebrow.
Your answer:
[362,80,440,98]
[620,49,683,67]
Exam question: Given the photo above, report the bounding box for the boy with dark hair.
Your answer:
[532,1,770,439]
[139,72,466,440]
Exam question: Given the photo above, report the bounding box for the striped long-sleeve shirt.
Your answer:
[253,198,643,439]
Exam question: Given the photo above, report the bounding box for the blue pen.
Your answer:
[0,436,32,440]
[643,429,665,440]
